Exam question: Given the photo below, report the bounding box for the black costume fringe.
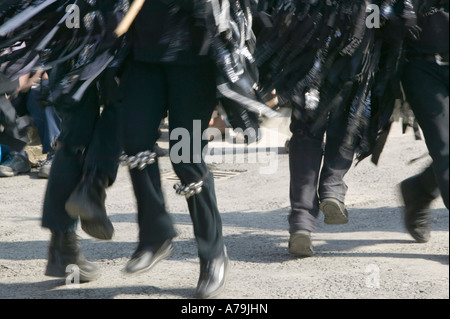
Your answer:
[0,0,130,106]
[1,0,278,118]
[255,0,417,163]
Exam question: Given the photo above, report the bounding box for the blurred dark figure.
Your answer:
[400,0,449,243]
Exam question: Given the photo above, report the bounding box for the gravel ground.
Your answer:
[0,119,448,302]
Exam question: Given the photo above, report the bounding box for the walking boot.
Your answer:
[45,231,100,282]
[65,167,114,240]
[289,230,314,257]
[400,178,434,243]
[124,240,174,275]
[195,247,229,299]
[319,198,349,225]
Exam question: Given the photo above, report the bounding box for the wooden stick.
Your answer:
[114,0,146,37]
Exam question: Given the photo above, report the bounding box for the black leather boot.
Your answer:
[45,231,99,282]
[65,167,114,240]
[124,240,173,275]
[400,167,440,243]
[195,247,229,299]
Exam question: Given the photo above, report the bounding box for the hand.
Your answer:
[18,70,44,93]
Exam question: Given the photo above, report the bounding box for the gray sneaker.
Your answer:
[38,152,54,179]
[289,230,314,257]
[0,152,31,177]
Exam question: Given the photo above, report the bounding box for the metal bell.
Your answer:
[126,156,136,165]
[194,181,204,188]
[140,155,149,162]
[188,183,196,189]
[119,154,128,163]
[129,158,140,169]
[138,162,147,170]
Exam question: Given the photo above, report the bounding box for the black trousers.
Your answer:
[119,60,224,261]
[41,84,122,232]
[288,105,356,232]
[402,60,449,209]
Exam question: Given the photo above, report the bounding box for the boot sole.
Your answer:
[405,223,431,243]
[0,168,30,177]
[196,258,230,299]
[45,263,100,282]
[38,170,50,178]
[320,199,349,225]
[289,232,314,257]
[80,218,114,241]
[400,182,431,243]
[124,244,174,276]
[65,200,114,240]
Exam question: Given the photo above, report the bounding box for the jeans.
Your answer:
[26,85,61,154]
[0,144,11,163]
[288,103,357,232]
